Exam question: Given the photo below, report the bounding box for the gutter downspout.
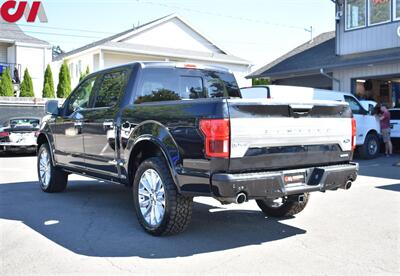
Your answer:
[320,68,340,89]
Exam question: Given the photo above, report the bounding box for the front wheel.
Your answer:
[37,143,68,193]
[256,193,310,218]
[132,157,193,236]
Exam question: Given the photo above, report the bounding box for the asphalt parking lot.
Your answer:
[0,153,399,275]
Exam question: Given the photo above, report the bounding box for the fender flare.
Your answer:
[37,132,57,166]
[124,121,182,189]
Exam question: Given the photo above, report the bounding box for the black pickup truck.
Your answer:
[37,62,358,236]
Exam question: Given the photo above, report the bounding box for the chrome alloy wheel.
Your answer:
[368,139,378,156]
[39,149,51,188]
[138,169,166,227]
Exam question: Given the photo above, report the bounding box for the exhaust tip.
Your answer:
[235,193,247,204]
[345,181,352,190]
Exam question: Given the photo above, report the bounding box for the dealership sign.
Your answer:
[1,1,47,23]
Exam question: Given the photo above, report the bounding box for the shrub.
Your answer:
[79,66,90,82]
[57,61,71,98]
[0,68,14,97]
[20,68,35,97]
[42,64,55,98]
[252,78,270,86]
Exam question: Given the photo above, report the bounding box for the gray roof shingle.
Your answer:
[248,31,400,79]
[0,20,49,45]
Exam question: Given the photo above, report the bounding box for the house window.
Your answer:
[345,0,366,30]
[369,0,391,25]
[394,0,400,20]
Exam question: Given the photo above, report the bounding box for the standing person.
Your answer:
[377,105,393,157]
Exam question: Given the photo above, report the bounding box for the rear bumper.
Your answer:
[211,163,359,200]
[0,143,37,150]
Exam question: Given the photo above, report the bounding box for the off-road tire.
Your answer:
[132,157,193,236]
[37,143,68,193]
[358,133,380,160]
[256,193,310,218]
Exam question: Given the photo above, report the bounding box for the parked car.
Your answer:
[389,108,400,143]
[241,85,381,159]
[37,62,358,236]
[0,117,41,154]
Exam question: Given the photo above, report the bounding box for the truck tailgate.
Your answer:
[227,99,354,172]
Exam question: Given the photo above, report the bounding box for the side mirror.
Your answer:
[45,100,59,116]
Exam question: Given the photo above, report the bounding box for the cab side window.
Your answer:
[135,68,180,104]
[344,96,365,115]
[94,70,129,108]
[67,76,97,115]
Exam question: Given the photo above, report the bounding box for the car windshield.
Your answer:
[9,119,40,128]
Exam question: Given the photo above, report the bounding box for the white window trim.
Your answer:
[368,0,392,26]
[394,0,400,20]
[345,0,367,31]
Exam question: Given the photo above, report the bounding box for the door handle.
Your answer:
[74,121,83,127]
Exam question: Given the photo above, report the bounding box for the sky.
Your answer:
[19,0,336,70]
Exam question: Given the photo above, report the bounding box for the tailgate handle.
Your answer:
[289,104,313,117]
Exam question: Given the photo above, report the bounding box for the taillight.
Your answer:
[351,118,357,150]
[0,131,9,137]
[199,119,230,158]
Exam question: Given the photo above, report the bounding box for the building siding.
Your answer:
[272,74,333,90]
[333,62,400,92]
[337,5,400,55]
[0,43,8,63]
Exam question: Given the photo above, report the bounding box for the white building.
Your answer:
[55,14,253,89]
[0,20,52,97]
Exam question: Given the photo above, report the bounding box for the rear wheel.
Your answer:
[359,133,380,159]
[37,143,68,193]
[256,193,310,218]
[133,157,193,236]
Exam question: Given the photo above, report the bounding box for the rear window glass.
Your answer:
[241,87,269,99]
[204,70,241,98]
[390,110,400,120]
[134,68,240,104]
[10,119,40,128]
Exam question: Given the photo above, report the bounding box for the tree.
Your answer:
[42,64,55,98]
[79,66,90,82]
[57,62,71,98]
[20,68,35,97]
[0,68,14,97]
[42,83,53,99]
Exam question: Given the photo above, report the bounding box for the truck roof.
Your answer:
[91,61,231,76]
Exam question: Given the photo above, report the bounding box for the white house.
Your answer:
[55,14,253,89]
[0,19,52,97]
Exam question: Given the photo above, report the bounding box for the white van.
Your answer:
[241,85,381,159]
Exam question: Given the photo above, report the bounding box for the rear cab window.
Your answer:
[10,119,40,129]
[134,68,240,104]
[240,87,270,99]
[344,95,366,115]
